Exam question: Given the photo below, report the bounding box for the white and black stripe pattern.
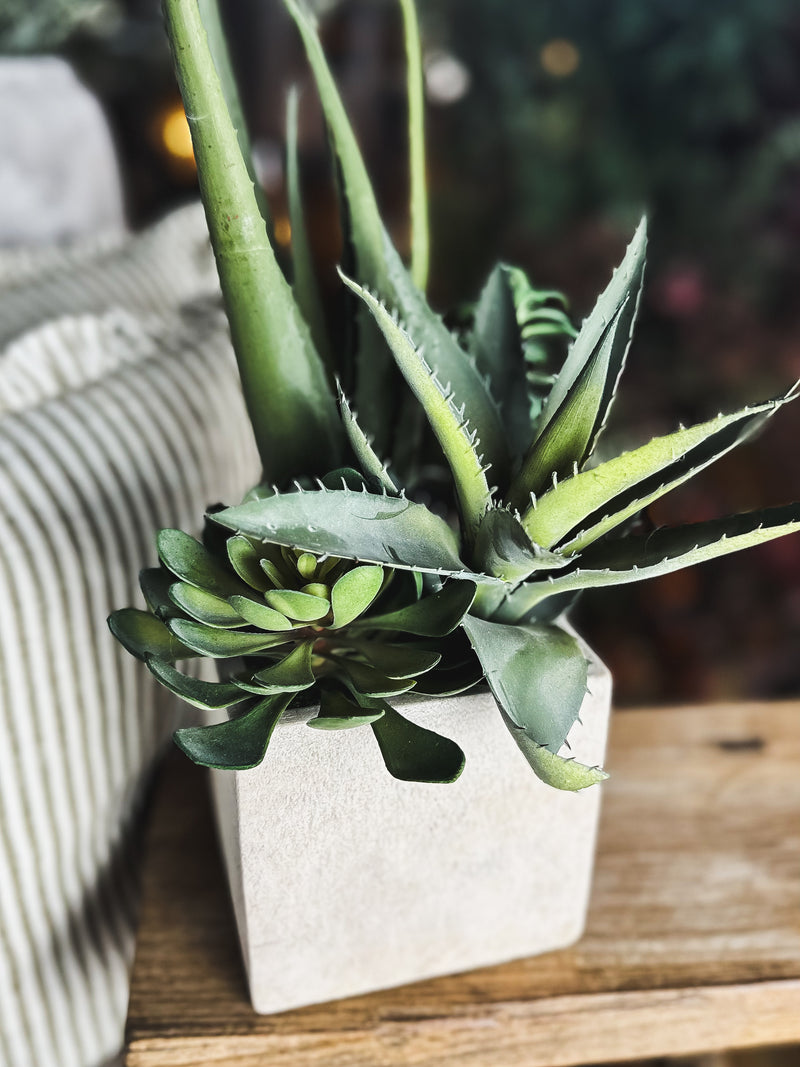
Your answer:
[0,300,260,1066]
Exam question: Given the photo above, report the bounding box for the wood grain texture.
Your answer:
[125,703,800,1066]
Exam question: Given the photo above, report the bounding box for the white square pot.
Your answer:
[209,638,612,1014]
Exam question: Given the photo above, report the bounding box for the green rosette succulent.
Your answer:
[110,0,800,791]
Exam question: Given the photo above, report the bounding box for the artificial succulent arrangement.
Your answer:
[110,0,800,790]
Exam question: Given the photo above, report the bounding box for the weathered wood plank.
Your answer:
[125,703,800,1066]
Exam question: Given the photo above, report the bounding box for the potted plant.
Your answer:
[110,0,800,1013]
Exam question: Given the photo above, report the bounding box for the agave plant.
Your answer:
[110,0,800,791]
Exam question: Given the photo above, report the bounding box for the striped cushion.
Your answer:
[0,211,260,1066]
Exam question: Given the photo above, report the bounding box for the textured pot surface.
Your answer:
[210,642,612,1015]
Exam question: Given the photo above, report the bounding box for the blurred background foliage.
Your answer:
[7,0,800,706]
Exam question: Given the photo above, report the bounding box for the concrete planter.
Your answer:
[209,636,611,1014]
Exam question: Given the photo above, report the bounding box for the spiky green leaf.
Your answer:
[473,507,572,583]
[462,615,588,752]
[173,693,291,769]
[499,709,608,791]
[337,385,399,495]
[509,219,647,505]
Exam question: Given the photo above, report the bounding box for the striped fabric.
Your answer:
[0,208,260,1067]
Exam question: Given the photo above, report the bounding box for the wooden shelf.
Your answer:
[125,702,800,1066]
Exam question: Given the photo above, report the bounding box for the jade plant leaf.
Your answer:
[139,567,180,620]
[173,693,292,769]
[510,218,647,506]
[264,589,330,622]
[338,659,418,698]
[157,529,248,599]
[307,686,385,730]
[108,608,196,661]
[168,618,293,658]
[145,656,246,710]
[213,489,487,580]
[169,582,245,628]
[498,709,608,791]
[522,391,797,552]
[330,565,384,627]
[227,595,294,631]
[227,535,270,592]
[351,642,441,679]
[349,579,476,637]
[462,614,588,753]
[251,641,316,693]
[367,699,466,783]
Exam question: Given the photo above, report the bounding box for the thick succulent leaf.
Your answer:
[351,642,441,679]
[157,529,248,599]
[509,219,647,506]
[520,503,800,611]
[473,507,572,583]
[168,617,292,658]
[523,392,797,552]
[169,582,245,628]
[499,710,607,791]
[251,641,316,693]
[263,588,330,622]
[228,595,294,632]
[366,698,465,783]
[490,586,581,627]
[286,86,332,374]
[337,385,399,495]
[462,615,588,753]
[139,567,180,621]
[213,490,492,582]
[468,264,532,459]
[399,0,428,291]
[337,659,417,698]
[307,686,385,730]
[412,659,485,697]
[227,535,270,593]
[108,608,197,662]
[164,0,341,484]
[145,656,246,710]
[173,693,292,770]
[341,273,494,543]
[350,579,477,637]
[330,565,384,627]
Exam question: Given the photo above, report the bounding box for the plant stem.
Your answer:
[398,0,429,292]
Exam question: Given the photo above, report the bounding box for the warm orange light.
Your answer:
[273,216,292,247]
[159,103,195,164]
[540,39,580,78]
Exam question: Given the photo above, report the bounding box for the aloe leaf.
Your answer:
[350,642,441,679]
[168,617,292,658]
[520,503,800,611]
[462,615,588,753]
[337,659,417,698]
[283,0,508,481]
[264,589,330,622]
[252,641,316,692]
[214,489,491,581]
[228,595,294,631]
[307,686,385,730]
[139,567,180,620]
[337,385,399,495]
[226,535,270,592]
[499,710,607,791]
[169,582,246,628]
[330,565,384,627]
[468,264,531,459]
[350,579,476,636]
[286,86,332,373]
[341,273,494,543]
[145,656,246,710]
[398,0,428,291]
[509,219,647,506]
[473,507,572,583]
[108,608,197,661]
[164,0,341,483]
[173,693,292,770]
[365,698,465,783]
[522,392,797,552]
[157,529,248,599]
